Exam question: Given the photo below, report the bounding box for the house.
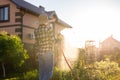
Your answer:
[99,36,120,53]
[98,36,120,62]
[0,0,72,55]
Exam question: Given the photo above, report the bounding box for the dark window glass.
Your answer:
[0,6,9,21]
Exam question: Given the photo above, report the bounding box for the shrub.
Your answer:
[86,59,120,80]
[51,67,74,80]
[23,69,38,80]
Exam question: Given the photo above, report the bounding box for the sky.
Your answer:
[25,0,120,47]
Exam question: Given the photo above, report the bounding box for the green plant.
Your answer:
[86,59,120,80]
[51,67,74,80]
[23,69,38,80]
[0,31,29,77]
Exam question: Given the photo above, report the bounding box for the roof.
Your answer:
[11,0,45,15]
[11,0,72,28]
[57,19,72,28]
[101,36,120,44]
[46,11,72,28]
[46,11,57,20]
[11,0,57,19]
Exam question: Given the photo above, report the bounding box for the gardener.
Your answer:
[34,13,56,80]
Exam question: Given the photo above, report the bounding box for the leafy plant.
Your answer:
[23,69,38,80]
[86,59,120,80]
[0,31,29,77]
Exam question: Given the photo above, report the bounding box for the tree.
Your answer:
[0,32,29,77]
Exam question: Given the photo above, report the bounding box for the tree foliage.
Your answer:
[0,32,29,77]
[0,32,29,66]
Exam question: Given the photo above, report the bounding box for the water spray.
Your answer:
[61,47,80,80]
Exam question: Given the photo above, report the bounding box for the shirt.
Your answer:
[34,24,55,53]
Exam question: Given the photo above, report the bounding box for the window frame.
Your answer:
[0,4,10,22]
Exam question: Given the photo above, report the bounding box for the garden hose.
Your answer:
[61,47,80,80]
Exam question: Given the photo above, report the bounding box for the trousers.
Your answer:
[38,51,54,80]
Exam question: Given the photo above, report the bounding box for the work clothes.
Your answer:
[34,24,55,80]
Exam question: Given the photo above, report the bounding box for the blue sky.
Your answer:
[25,0,120,47]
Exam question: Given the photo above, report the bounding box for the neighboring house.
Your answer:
[0,0,71,55]
[98,36,120,63]
[99,36,120,53]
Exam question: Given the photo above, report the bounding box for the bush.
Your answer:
[23,69,38,80]
[51,67,74,80]
[86,59,120,80]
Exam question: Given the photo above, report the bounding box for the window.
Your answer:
[0,5,9,22]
